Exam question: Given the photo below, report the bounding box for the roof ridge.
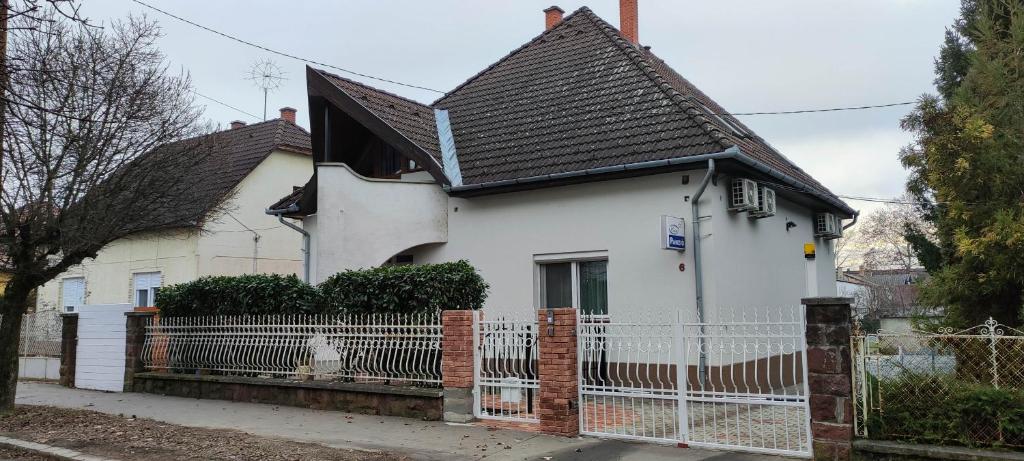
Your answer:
[578,9,732,151]
[313,67,434,110]
[432,6,594,107]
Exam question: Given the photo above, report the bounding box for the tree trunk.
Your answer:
[0,288,28,414]
[0,0,8,181]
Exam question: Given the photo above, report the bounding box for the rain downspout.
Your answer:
[691,158,716,386]
[266,204,311,284]
[277,217,310,283]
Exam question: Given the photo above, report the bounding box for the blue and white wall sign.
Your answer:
[661,215,686,251]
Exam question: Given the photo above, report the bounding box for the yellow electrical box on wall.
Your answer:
[804,243,816,260]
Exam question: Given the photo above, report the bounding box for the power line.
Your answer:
[727,101,917,116]
[132,0,922,118]
[192,90,261,121]
[130,0,446,94]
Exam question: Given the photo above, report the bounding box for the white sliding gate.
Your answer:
[75,304,134,392]
[473,313,539,423]
[577,308,812,458]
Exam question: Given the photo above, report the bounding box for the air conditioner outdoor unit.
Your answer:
[815,212,838,237]
[826,214,845,240]
[749,186,776,219]
[729,178,759,211]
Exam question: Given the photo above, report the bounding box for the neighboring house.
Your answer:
[37,109,312,313]
[268,5,855,319]
[837,267,936,332]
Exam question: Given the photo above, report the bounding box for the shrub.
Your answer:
[156,274,318,316]
[867,373,1024,448]
[318,260,488,314]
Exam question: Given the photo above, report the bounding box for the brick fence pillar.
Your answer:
[802,297,854,461]
[442,310,478,423]
[59,313,78,388]
[123,312,155,392]
[536,308,578,436]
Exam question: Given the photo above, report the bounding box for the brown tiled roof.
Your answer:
[640,49,835,197]
[301,6,850,214]
[139,119,311,228]
[318,71,441,160]
[268,185,305,213]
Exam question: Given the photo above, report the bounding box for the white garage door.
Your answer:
[75,304,133,392]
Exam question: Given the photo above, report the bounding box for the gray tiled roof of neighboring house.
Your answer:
[140,119,311,229]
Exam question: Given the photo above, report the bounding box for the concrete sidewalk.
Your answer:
[15,382,788,461]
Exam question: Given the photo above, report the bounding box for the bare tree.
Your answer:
[0,9,223,412]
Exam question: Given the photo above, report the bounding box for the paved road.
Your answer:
[16,382,791,461]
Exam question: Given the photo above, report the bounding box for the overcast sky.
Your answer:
[79,0,960,214]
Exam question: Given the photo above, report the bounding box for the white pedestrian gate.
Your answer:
[75,304,133,392]
[473,314,539,423]
[577,308,812,458]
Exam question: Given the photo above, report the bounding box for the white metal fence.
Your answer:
[578,307,811,458]
[474,313,539,423]
[19,311,63,357]
[141,313,443,386]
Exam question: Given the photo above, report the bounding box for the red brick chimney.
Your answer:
[230,120,246,129]
[279,107,297,124]
[620,0,638,44]
[544,6,564,30]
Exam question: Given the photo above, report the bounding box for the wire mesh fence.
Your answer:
[141,313,443,386]
[18,311,63,357]
[853,318,1024,448]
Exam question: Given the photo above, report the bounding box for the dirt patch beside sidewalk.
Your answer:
[0,405,405,461]
[0,445,53,460]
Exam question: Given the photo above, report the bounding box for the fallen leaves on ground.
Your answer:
[0,405,405,461]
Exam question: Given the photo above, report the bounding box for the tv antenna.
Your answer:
[247,59,286,120]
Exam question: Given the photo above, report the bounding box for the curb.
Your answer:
[0,435,118,461]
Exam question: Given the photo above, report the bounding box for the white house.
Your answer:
[268,6,855,319]
[37,109,312,313]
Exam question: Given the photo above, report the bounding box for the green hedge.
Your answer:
[156,274,319,317]
[155,260,488,316]
[318,260,488,314]
[867,374,1024,448]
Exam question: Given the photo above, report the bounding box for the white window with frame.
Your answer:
[133,272,162,308]
[535,252,608,315]
[61,277,85,313]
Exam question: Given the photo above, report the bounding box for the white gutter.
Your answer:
[443,146,855,217]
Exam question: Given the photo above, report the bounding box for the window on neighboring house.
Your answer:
[537,257,608,315]
[61,277,85,313]
[133,272,161,308]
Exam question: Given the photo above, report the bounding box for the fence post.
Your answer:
[59,313,78,388]
[442,310,478,423]
[536,307,579,436]
[802,297,854,461]
[123,311,155,392]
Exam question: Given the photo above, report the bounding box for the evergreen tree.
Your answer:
[901,0,1024,326]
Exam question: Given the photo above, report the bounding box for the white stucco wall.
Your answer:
[35,228,199,311]
[36,149,312,311]
[308,163,448,281]
[397,170,840,320]
[702,178,838,321]
[197,150,310,277]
